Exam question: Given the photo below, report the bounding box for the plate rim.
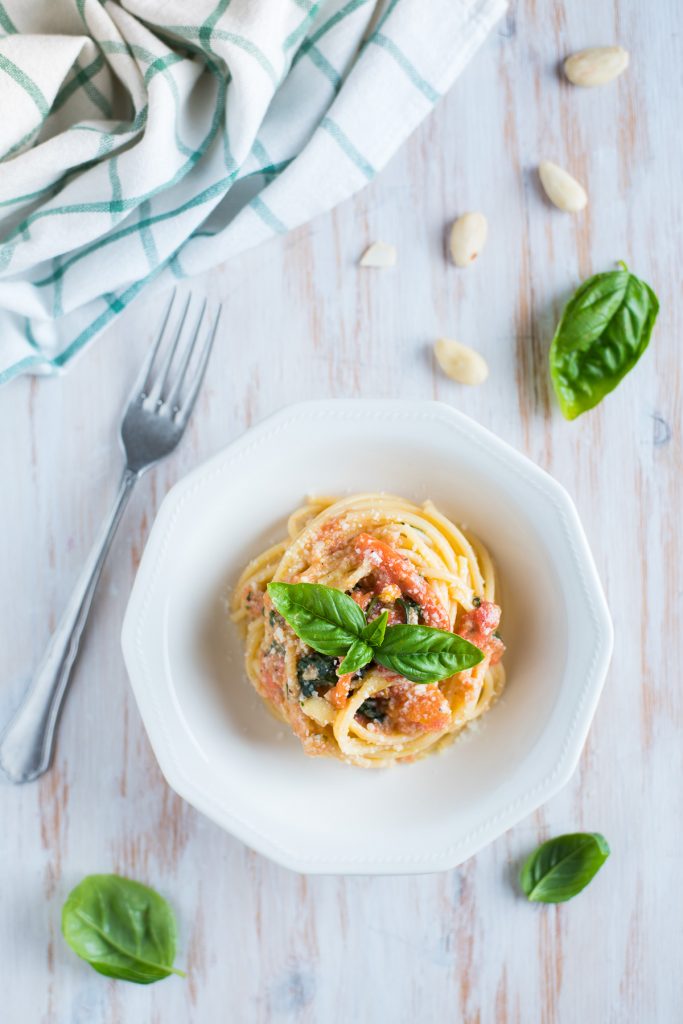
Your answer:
[121,398,614,874]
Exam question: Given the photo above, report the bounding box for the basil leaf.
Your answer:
[267,582,365,656]
[61,874,185,984]
[339,639,374,675]
[358,696,387,721]
[361,609,389,647]
[374,624,484,684]
[297,652,338,697]
[398,596,421,624]
[520,833,610,903]
[550,264,659,420]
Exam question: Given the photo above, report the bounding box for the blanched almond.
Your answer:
[539,161,588,213]
[434,338,488,386]
[359,241,397,268]
[564,46,629,87]
[449,212,488,267]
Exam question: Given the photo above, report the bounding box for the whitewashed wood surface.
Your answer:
[1,1,681,1020]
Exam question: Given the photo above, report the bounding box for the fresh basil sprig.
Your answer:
[339,639,374,675]
[61,874,185,984]
[338,610,389,674]
[549,263,659,420]
[267,581,365,656]
[373,624,481,684]
[520,833,610,903]
[267,581,483,685]
[361,609,389,647]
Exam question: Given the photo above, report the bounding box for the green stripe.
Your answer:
[143,51,185,84]
[293,0,370,67]
[366,0,400,40]
[320,117,375,180]
[304,44,340,89]
[250,138,286,182]
[24,319,40,351]
[78,62,113,117]
[53,55,104,112]
[0,75,221,255]
[3,156,103,207]
[157,25,278,84]
[31,168,239,289]
[205,29,278,83]
[108,156,123,218]
[221,116,233,169]
[1,122,41,160]
[3,50,113,150]
[151,25,216,65]
[75,105,147,135]
[99,39,222,83]
[372,32,439,103]
[250,138,271,168]
[243,142,293,181]
[0,355,50,386]
[0,240,16,271]
[250,195,287,234]
[0,52,49,117]
[53,258,64,317]
[169,251,185,278]
[0,3,17,34]
[2,63,133,172]
[0,115,139,194]
[143,53,195,159]
[138,200,159,268]
[96,130,116,158]
[54,258,174,367]
[99,41,215,158]
[50,49,112,118]
[103,290,125,314]
[169,226,232,271]
[284,1,321,52]
[199,0,232,56]
[256,159,292,179]
[0,183,56,208]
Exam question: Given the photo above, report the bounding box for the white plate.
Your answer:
[121,400,613,875]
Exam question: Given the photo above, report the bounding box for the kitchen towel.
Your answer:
[0,0,506,384]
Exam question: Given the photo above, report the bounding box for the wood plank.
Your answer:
[1,0,680,1018]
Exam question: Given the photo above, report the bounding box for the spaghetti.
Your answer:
[232,494,505,768]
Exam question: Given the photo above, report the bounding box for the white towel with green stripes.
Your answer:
[0,0,506,384]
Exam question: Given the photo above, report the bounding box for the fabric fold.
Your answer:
[0,0,506,384]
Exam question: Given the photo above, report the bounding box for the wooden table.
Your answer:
[2,1,680,1019]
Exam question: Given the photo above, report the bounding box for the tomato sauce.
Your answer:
[385,681,451,734]
[353,533,450,629]
[259,648,287,705]
[457,601,505,664]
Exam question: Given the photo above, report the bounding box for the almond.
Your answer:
[434,338,488,386]
[538,161,588,213]
[359,241,397,268]
[564,46,629,87]
[449,212,488,267]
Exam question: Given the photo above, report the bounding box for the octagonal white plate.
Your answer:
[121,399,613,875]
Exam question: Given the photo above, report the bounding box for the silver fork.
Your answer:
[0,291,221,784]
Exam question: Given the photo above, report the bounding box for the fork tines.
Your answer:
[135,290,222,420]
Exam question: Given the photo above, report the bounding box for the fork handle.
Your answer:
[0,469,138,783]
